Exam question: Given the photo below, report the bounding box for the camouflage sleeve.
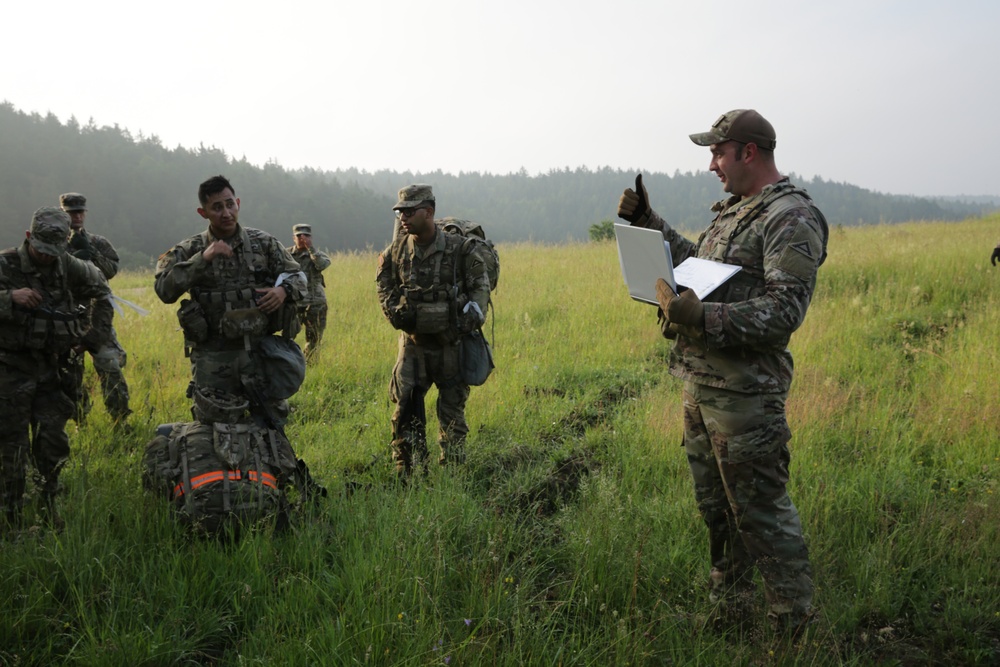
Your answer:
[311,250,332,272]
[67,255,114,345]
[460,242,492,314]
[645,210,698,266]
[375,244,401,321]
[0,254,13,320]
[154,240,209,304]
[267,238,305,301]
[703,207,827,349]
[88,234,120,280]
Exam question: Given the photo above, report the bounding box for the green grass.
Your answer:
[2,217,999,665]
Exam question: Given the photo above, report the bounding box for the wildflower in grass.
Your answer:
[444,657,451,665]
[398,612,404,620]
[465,618,472,626]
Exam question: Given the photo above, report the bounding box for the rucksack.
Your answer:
[437,218,500,293]
[142,420,298,536]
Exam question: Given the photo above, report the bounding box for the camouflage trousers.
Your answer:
[389,336,470,473]
[189,346,288,427]
[298,303,327,360]
[682,381,814,623]
[0,354,75,526]
[67,328,131,423]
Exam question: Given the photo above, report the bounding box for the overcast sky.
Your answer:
[3,0,996,197]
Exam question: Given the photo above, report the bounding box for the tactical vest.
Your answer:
[390,231,467,336]
[181,230,297,348]
[698,183,828,307]
[0,248,86,354]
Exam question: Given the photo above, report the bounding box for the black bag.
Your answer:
[460,330,494,386]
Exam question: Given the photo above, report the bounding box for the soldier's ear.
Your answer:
[197,207,208,220]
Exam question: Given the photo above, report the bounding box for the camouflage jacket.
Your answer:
[376,227,491,343]
[155,225,305,346]
[155,224,305,305]
[70,229,119,328]
[643,178,828,393]
[70,229,119,281]
[0,241,112,361]
[288,246,331,306]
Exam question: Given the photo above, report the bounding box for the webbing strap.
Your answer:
[172,469,278,498]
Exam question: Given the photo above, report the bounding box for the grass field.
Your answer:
[2,216,998,665]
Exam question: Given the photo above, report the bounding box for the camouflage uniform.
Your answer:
[376,185,491,475]
[60,193,131,423]
[287,224,331,359]
[0,208,112,529]
[154,224,305,426]
[641,176,828,625]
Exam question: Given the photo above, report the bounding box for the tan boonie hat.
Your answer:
[59,192,88,211]
[392,184,435,210]
[29,207,71,257]
[689,109,776,150]
[293,224,312,235]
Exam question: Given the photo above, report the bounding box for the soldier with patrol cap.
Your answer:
[286,224,331,360]
[0,207,112,532]
[376,184,491,478]
[59,192,132,424]
[617,109,828,632]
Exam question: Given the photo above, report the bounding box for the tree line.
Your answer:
[1,101,993,268]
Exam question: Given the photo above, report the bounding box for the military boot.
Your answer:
[438,438,466,466]
[392,438,413,480]
[37,494,65,533]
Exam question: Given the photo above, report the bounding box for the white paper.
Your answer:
[674,257,741,300]
[613,223,675,304]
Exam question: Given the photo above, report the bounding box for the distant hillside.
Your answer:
[1,102,993,267]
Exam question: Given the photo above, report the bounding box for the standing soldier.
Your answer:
[376,185,491,478]
[287,224,331,360]
[0,208,112,531]
[60,192,132,424]
[618,109,828,632]
[154,175,306,426]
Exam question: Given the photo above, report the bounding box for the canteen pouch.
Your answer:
[177,299,210,343]
[220,307,270,340]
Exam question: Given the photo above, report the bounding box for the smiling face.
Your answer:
[708,141,752,197]
[197,188,240,238]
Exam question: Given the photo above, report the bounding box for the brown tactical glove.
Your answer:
[617,174,651,226]
[667,288,705,339]
[655,278,675,313]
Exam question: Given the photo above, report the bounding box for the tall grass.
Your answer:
[1,217,998,665]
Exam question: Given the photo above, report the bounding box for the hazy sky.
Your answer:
[4,1,997,197]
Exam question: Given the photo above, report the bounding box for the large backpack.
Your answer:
[437,218,500,293]
[142,420,298,536]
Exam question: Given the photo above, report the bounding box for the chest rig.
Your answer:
[0,248,86,354]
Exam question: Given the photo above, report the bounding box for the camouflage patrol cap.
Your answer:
[392,184,435,210]
[29,207,71,257]
[292,224,312,236]
[689,109,776,150]
[59,192,88,211]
